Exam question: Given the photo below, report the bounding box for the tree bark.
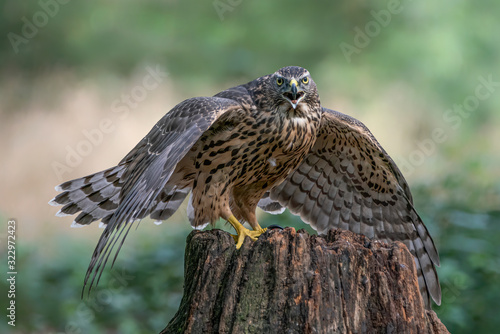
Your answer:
[161,228,449,334]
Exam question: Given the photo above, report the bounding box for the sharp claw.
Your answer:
[233,228,267,249]
[267,224,284,230]
[236,237,244,249]
[227,215,268,249]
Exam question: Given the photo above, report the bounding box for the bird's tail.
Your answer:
[49,165,127,227]
[50,164,191,228]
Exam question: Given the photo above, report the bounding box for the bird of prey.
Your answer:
[50,66,441,308]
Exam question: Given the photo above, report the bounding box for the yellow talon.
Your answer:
[227,215,267,249]
[231,234,239,243]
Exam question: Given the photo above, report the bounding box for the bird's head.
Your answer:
[270,66,319,114]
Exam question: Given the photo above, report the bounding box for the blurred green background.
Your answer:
[0,0,499,333]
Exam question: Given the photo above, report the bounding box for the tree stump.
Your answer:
[161,228,449,334]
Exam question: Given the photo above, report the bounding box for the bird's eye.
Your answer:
[276,78,284,86]
[302,77,309,84]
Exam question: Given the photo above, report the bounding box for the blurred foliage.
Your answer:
[412,173,500,332]
[1,0,499,333]
[0,222,188,334]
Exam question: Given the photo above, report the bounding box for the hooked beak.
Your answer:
[291,79,298,99]
[283,79,305,109]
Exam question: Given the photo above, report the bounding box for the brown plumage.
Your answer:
[50,66,440,308]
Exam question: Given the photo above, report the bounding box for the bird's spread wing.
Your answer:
[80,96,244,294]
[263,107,441,308]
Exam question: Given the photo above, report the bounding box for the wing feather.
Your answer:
[268,107,441,308]
[81,96,244,294]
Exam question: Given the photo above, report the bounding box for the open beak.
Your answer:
[283,79,305,109]
[291,79,298,100]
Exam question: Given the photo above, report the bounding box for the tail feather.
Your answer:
[149,187,190,221]
[50,165,126,226]
[187,192,209,230]
[51,165,190,229]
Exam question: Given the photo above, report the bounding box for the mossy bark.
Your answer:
[161,228,449,334]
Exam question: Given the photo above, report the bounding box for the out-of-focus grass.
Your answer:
[0,218,189,334]
[413,183,500,332]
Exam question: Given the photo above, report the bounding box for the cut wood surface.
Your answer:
[161,228,449,334]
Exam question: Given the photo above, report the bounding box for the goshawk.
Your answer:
[50,66,440,308]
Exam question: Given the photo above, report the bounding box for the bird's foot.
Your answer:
[227,215,267,249]
[231,227,267,249]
